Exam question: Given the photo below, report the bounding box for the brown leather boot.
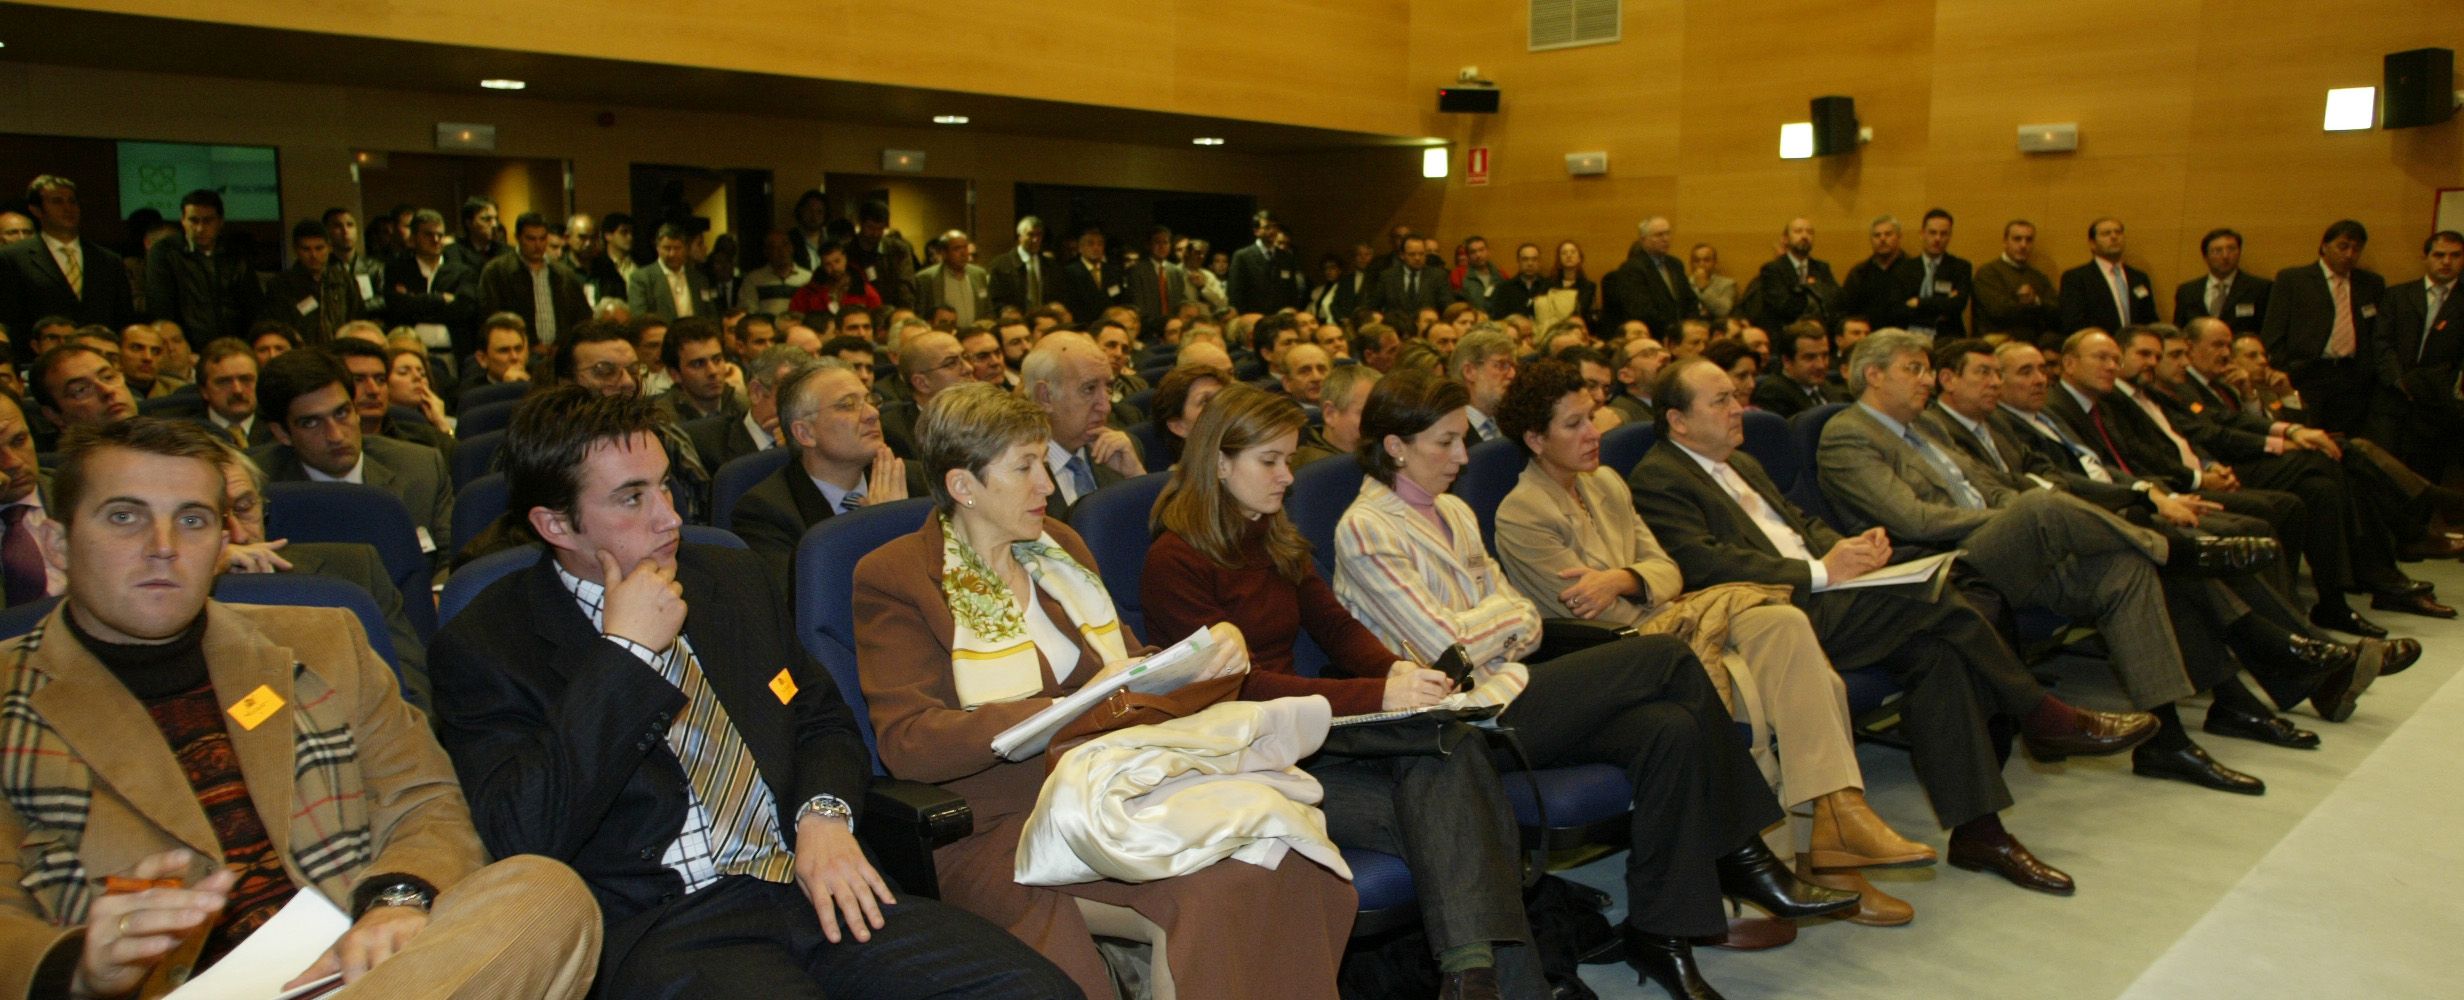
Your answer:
[1795,855,1915,927]
[1805,788,1937,870]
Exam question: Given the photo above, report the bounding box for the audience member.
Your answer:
[1971,219,2061,346]
[191,337,268,447]
[384,208,479,358]
[628,224,717,320]
[0,391,61,608]
[251,348,455,572]
[737,230,812,314]
[2058,218,2159,337]
[478,212,591,350]
[1902,209,1972,339]
[2173,228,2271,334]
[32,344,136,431]
[2262,219,2385,434]
[688,344,810,471]
[1746,218,1836,333]
[2366,231,2464,480]
[730,358,929,592]
[1753,321,1849,417]
[443,196,508,273]
[1607,337,1667,425]
[1228,209,1305,315]
[118,321,188,400]
[986,215,1054,313]
[913,229,992,327]
[1688,242,1738,321]
[331,338,455,458]
[1448,325,1517,443]
[1834,216,1924,334]
[1147,362,1232,467]
[1,175,135,343]
[144,190,262,348]
[563,212,628,307]
[653,317,745,425]
[1598,217,1699,343]
[1021,333,1144,519]
[844,200,916,310]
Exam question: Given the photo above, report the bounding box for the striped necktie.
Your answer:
[664,639,794,882]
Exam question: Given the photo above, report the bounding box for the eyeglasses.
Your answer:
[580,361,647,382]
[59,366,125,402]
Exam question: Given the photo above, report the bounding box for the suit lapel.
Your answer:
[360,447,398,492]
[782,464,834,525]
[1657,446,1783,559]
[22,608,221,858]
[199,605,304,867]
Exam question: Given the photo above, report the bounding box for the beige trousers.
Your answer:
[336,854,601,1000]
[1725,605,1861,810]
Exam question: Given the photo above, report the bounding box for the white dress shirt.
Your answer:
[302,453,367,484]
[1673,440,1829,590]
[663,263,696,318]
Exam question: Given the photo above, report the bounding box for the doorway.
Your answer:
[815,173,973,258]
[357,151,569,248]
[1013,183,1255,266]
[627,164,774,268]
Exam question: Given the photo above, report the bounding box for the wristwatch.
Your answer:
[368,881,434,912]
[797,793,856,832]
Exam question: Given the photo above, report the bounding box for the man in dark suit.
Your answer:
[1598,217,1702,340]
[1833,216,1925,333]
[144,189,263,350]
[729,360,930,594]
[478,212,592,349]
[985,216,1056,314]
[2172,228,2271,335]
[1631,355,2156,895]
[1905,209,1973,339]
[1746,218,1837,333]
[1364,237,1454,318]
[1316,243,1377,324]
[688,345,814,474]
[426,385,1075,1000]
[260,219,374,347]
[2367,230,2464,480]
[191,336,274,447]
[2058,218,2160,336]
[0,174,135,352]
[250,348,456,574]
[442,197,510,274]
[846,200,917,311]
[565,212,630,309]
[1750,322,1849,418]
[1023,334,1140,522]
[1227,209,1305,315]
[628,223,719,321]
[384,209,481,359]
[1123,226,1191,337]
[2261,220,2387,435]
[1054,224,1123,329]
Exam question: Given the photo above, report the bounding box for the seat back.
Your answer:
[213,573,404,681]
[1740,409,1799,493]
[1451,438,1525,554]
[1289,455,1365,579]
[437,528,745,626]
[455,400,520,439]
[1066,472,1170,639]
[457,380,530,413]
[1599,421,1658,479]
[1123,386,1157,415]
[1786,403,1852,533]
[1125,421,1170,471]
[264,481,435,639]
[450,473,509,556]
[1136,354,1177,384]
[137,393,197,417]
[711,449,794,531]
[450,430,505,490]
[388,404,431,428]
[794,498,936,768]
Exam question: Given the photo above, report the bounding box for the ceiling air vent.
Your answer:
[1530,0,1620,52]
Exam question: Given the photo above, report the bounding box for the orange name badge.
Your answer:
[768,670,799,704]
[226,685,285,731]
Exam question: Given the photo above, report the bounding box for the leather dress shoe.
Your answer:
[2164,536,2279,577]
[1623,925,1726,1000]
[1714,839,1860,920]
[2310,604,2389,639]
[1947,826,2074,895]
[2371,592,2457,619]
[2020,707,2159,762]
[2369,637,2423,677]
[1438,967,1502,1000]
[2394,578,2437,597]
[1695,915,1795,951]
[1796,855,1915,927]
[2305,634,2384,723]
[2132,742,2265,795]
[2202,703,2321,749]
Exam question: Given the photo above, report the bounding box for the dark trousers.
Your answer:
[1310,749,1529,954]
[1500,634,1783,938]
[1806,586,2026,829]
[2288,357,2371,434]
[603,875,1084,1000]
[2232,449,2405,594]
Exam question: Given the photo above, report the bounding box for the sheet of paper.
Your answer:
[991,627,1216,761]
[1824,550,1959,592]
[166,889,349,1000]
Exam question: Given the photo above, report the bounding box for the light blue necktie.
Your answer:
[1066,453,1098,497]
[1905,428,1986,509]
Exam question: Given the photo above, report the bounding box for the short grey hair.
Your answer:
[916,383,1049,512]
[1016,215,1042,237]
[1020,331,1099,404]
[1321,364,1382,411]
[750,344,820,393]
[1870,215,1901,234]
[1845,328,1930,396]
[776,357,855,453]
[1450,324,1514,376]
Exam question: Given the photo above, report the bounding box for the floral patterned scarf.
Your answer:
[941,512,1131,709]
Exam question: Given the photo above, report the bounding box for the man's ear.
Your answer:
[527,505,579,556]
[36,516,67,575]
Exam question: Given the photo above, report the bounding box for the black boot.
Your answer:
[1714,838,1860,920]
[1622,924,1726,1000]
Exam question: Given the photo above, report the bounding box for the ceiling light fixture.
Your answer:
[1192,137,1226,146]
[480,78,526,91]
[933,115,969,125]
[2323,87,2376,130]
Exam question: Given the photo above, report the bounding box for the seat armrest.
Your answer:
[1533,618,1637,664]
[859,779,974,900]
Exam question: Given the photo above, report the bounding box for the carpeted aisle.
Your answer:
[1563,558,2464,1000]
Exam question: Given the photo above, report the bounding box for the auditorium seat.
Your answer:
[438,527,745,626]
[1123,386,1156,415]
[450,429,504,490]
[1599,421,1657,479]
[265,481,436,640]
[450,472,507,556]
[710,449,794,530]
[1740,409,1798,494]
[1066,472,1170,639]
[1451,438,1524,554]
[389,404,431,428]
[1125,420,1169,472]
[0,576,405,684]
[1786,403,1853,534]
[1288,455,1365,579]
[457,380,530,413]
[455,399,519,439]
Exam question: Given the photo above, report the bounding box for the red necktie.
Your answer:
[2,506,46,607]
[2088,407,2135,477]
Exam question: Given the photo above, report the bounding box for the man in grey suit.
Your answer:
[1021,333,1140,522]
[250,348,456,574]
[1821,331,2371,793]
[986,216,1055,314]
[1630,356,2158,895]
[911,229,993,328]
[626,223,717,320]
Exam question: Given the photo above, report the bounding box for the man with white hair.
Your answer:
[1450,324,1518,443]
[1022,332,1144,520]
[1600,216,1700,338]
[987,215,1055,313]
[1835,215,1923,332]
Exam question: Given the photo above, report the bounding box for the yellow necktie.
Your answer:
[61,245,82,296]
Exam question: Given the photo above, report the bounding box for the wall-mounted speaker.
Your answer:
[1811,96,1858,156]
[1439,87,1501,113]
[2384,48,2456,130]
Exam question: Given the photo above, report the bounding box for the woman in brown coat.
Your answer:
[853,382,1357,999]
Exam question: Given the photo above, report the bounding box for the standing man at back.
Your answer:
[261,220,371,347]
[145,190,262,350]
[1835,216,1924,333]
[987,215,1054,314]
[1973,219,2063,348]
[1600,216,1701,339]
[1747,217,1836,332]
[628,224,716,320]
[479,212,592,351]
[2058,218,2159,336]
[444,197,509,274]
[2261,220,2386,434]
[1229,209,1304,315]
[1,174,136,345]
[2174,228,2271,335]
[1905,209,1972,339]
